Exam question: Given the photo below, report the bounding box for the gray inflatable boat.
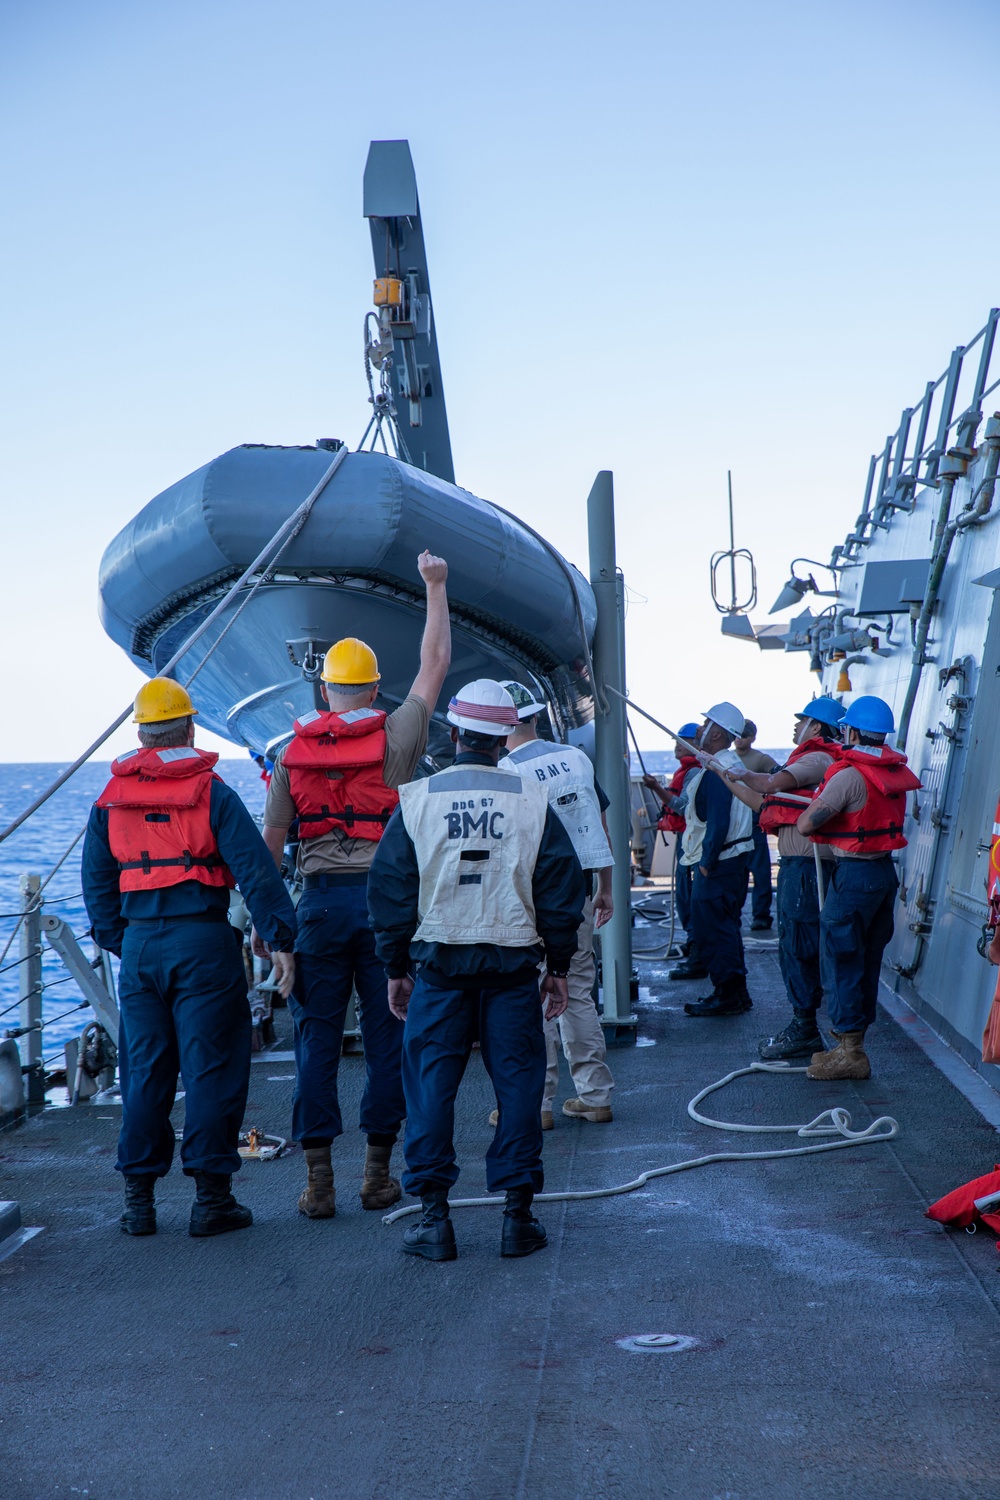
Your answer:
[98,443,596,760]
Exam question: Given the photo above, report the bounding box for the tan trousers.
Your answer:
[543,897,615,1108]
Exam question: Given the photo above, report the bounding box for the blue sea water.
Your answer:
[0,760,268,1074]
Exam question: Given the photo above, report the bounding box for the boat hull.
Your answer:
[99,445,596,757]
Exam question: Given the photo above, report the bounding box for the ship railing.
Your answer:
[835,307,1000,561]
[0,847,120,1126]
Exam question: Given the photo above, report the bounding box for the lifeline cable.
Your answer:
[381,1062,900,1224]
[0,445,348,847]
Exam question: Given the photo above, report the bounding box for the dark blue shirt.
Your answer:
[694,769,737,872]
[83,777,297,956]
[367,753,586,985]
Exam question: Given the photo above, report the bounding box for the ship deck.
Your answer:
[4,920,1000,1499]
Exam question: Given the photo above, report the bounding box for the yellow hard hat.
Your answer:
[133,677,198,724]
[321,638,381,685]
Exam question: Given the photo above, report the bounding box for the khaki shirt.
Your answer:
[740,747,779,775]
[812,765,881,859]
[264,695,430,874]
[776,749,836,860]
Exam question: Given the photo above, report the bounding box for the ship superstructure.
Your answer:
[725,311,1000,1086]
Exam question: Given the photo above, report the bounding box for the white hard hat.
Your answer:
[447,679,519,736]
[500,680,547,720]
[701,701,746,737]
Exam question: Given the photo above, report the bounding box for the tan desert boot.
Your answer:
[806,1031,871,1081]
[359,1143,402,1210]
[562,1098,614,1123]
[298,1145,336,1218]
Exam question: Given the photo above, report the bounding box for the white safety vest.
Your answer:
[499,739,613,871]
[681,751,753,867]
[398,763,549,946]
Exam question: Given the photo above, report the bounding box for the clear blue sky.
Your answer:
[2,0,998,759]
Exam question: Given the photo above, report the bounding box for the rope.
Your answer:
[380,1062,900,1224]
[0,445,348,848]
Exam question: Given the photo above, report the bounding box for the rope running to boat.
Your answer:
[0,445,348,849]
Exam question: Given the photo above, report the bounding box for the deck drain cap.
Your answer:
[617,1332,697,1353]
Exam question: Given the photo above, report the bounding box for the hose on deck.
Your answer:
[381,1061,900,1224]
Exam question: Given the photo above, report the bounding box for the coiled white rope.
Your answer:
[381,1061,900,1225]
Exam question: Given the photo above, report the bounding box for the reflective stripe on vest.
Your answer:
[500,740,613,870]
[282,707,398,842]
[95,747,235,894]
[398,765,549,947]
[681,753,754,867]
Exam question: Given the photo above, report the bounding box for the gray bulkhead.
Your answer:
[816,415,1000,1084]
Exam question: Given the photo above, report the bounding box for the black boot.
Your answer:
[120,1174,156,1236]
[189,1171,253,1238]
[759,1016,825,1060]
[500,1187,548,1258]
[667,961,709,982]
[684,978,752,1017]
[402,1187,457,1261]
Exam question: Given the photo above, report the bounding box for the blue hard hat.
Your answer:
[796,696,845,730]
[678,722,700,742]
[841,695,895,734]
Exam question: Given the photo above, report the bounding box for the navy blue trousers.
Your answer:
[690,854,750,987]
[776,856,823,1018]
[401,972,546,1196]
[116,918,251,1178]
[289,879,405,1143]
[749,820,773,923]
[675,859,693,934]
[819,856,898,1033]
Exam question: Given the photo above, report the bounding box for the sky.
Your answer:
[1,0,998,762]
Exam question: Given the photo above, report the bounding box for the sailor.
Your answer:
[641,722,701,953]
[82,678,297,1238]
[498,680,616,1127]
[795,695,921,1080]
[673,702,755,1016]
[257,550,451,1220]
[725,697,844,1059]
[367,680,586,1262]
[734,719,779,932]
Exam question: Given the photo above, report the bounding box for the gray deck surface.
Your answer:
[3,922,1000,1500]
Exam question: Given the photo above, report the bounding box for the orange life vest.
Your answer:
[96,747,235,893]
[809,744,921,854]
[657,756,698,834]
[281,707,398,843]
[758,737,833,834]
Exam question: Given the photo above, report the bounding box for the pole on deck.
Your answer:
[19,874,44,1109]
[587,471,635,1037]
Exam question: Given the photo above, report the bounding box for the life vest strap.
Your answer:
[296,805,392,828]
[820,825,904,842]
[118,851,226,874]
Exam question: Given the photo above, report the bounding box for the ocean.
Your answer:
[0,759,268,1078]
